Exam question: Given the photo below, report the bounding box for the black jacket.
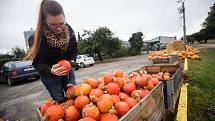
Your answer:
[32,25,78,77]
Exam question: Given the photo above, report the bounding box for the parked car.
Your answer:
[0,60,39,86]
[76,55,95,68]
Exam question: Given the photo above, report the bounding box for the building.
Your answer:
[23,28,34,49]
[148,36,176,44]
[147,36,177,50]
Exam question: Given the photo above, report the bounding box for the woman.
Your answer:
[25,0,77,103]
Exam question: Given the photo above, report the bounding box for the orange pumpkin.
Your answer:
[112,95,120,105]
[103,73,114,84]
[82,103,100,120]
[57,60,72,75]
[40,99,57,115]
[84,78,98,89]
[115,77,125,89]
[97,94,113,113]
[64,106,80,121]
[79,117,96,121]
[125,97,138,108]
[106,82,120,95]
[123,82,136,95]
[100,113,118,121]
[113,69,124,78]
[44,105,64,121]
[89,89,104,103]
[147,81,154,91]
[118,92,129,100]
[150,78,159,86]
[66,85,76,99]
[74,95,90,109]
[115,101,130,117]
[75,84,92,96]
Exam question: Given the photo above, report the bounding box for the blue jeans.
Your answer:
[41,69,76,103]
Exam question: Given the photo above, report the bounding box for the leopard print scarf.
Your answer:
[44,24,70,51]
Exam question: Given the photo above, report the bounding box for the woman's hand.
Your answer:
[51,64,67,76]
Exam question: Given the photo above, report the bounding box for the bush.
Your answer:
[129,48,138,56]
[113,48,129,57]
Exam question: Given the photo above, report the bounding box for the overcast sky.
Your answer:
[0,0,214,54]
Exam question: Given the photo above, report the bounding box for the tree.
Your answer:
[91,27,114,61]
[203,3,215,28]
[201,3,215,40]
[128,32,144,55]
[11,46,26,59]
[103,37,122,57]
[78,27,123,61]
[0,53,13,60]
[187,3,215,42]
[78,30,94,56]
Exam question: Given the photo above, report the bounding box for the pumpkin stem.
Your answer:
[109,106,116,114]
[66,83,73,87]
[134,93,141,102]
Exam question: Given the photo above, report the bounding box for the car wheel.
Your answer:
[90,64,94,66]
[80,62,85,68]
[7,77,13,86]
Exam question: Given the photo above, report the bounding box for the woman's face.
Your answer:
[46,13,65,34]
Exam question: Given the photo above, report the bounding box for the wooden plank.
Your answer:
[119,82,165,121]
[135,64,184,112]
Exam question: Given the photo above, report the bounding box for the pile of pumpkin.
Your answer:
[148,45,200,60]
[148,50,178,60]
[39,69,171,121]
[177,45,200,60]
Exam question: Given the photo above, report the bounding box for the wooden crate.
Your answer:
[152,55,178,65]
[119,82,165,121]
[36,83,164,121]
[135,64,184,112]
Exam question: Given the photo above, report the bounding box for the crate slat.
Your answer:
[136,64,184,112]
[119,82,165,121]
[152,55,178,65]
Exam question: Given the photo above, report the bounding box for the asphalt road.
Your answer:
[0,54,150,121]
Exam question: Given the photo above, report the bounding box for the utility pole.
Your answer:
[177,0,187,44]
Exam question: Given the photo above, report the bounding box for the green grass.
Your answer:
[186,48,215,121]
[207,39,215,44]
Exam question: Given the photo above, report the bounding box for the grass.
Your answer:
[186,48,215,121]
[207,39,215,44]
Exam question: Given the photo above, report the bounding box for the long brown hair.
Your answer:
[25,0,64,60]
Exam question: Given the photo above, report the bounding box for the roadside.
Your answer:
[185,48,215,120]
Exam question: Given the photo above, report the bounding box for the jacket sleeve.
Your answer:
[70,32,78,61]
[68,26,78,61]
[32,37,52,77]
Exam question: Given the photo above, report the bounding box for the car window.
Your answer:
[83,55,88,58]
[77,56,81,59]
[14,61,32,68]
[4,63,9,68]
[1,62,13,70]
[4,63,13,68]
